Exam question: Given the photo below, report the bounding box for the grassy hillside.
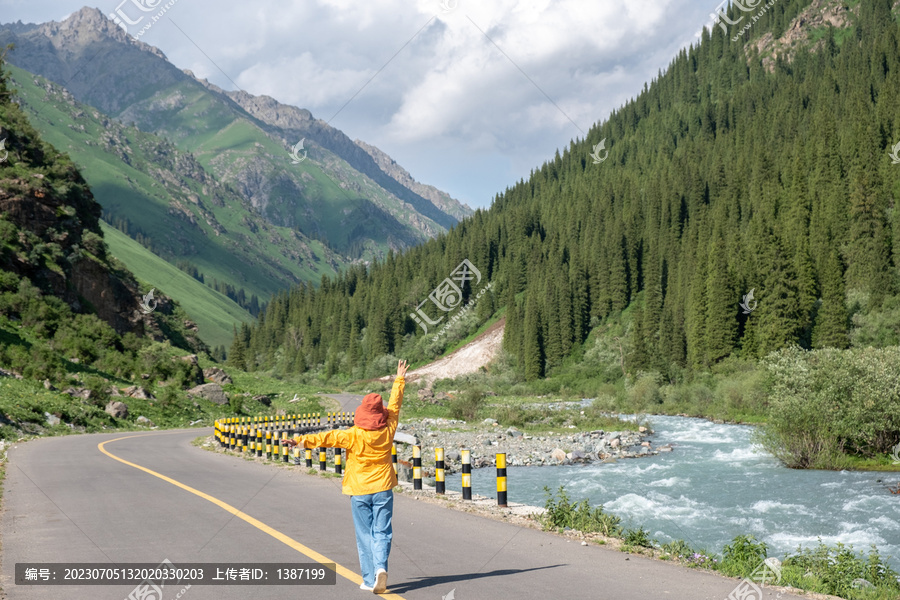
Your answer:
[7,65,342,306]
[0,8,471,261]
[99,222,252,348]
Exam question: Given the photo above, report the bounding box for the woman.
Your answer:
[282,359,408,594]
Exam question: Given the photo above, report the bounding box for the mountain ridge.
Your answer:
[0,6,472,260]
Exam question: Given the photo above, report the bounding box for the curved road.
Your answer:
[0,430,805,600]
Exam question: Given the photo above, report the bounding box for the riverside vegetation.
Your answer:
[539,488,900,600]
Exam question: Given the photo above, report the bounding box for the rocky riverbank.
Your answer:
[393,417,671,478]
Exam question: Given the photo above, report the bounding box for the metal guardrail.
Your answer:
[214,415,508,505]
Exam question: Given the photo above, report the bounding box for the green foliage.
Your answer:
[447,389,486,421]
[622,526,652,548]
[759,346,900,467]
[661,539,698,560]
[718,535,768,578]
[539,487,622,537]
[783,542,900,599]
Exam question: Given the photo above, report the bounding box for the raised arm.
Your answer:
[386,359,408,425]
[286,429,352,449]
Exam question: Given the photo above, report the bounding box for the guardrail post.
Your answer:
[412,445,422,490]
[392,444,398,475]
[334,448,342,475]
[305,447,312,468]
[496,453,507,507]
[461,449,472,500]
[435,448,445,494]
[256,428,262,457]
[319,447,327,471]
[281,431,289,463]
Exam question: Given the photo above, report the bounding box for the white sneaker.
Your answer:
[373,569,388,594]
[360,582,374,591]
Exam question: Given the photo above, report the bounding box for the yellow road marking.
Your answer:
[98,433,406,599]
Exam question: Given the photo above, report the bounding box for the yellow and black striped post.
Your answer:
[281,431,289,463]
[265,429,272,459]
[391,444,398,475]
[334,448,342,475]
[496,453,507,507]
[248,426,255,454]
[305,447,313,468]
[435,448,445,494]
[256,428,263,457]
[319,447,327,471]
[412,445,422,490]
[461,449,472,500]
[229,424,235,450]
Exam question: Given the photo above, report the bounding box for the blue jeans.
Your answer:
[351,490,393,588]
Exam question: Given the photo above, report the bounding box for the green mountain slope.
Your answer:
[233,0,900,383]
[0,7,472,260]
[100,222,252,348]
[6,64,341,308]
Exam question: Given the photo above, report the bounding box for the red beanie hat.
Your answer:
[355,393,387,430]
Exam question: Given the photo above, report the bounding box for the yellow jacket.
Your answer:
[294,377,404,496]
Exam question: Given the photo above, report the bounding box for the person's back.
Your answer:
[284,359,408,594]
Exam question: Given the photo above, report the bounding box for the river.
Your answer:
[446,415,900,569]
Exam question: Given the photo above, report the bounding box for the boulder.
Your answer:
[550,448,567,463]
[179,354,199,366]
[123,386,155,400]
[203,367,233,385]
[610,438,620,448]
[417,388,434,401]
[187,383,228,405]
[483,418,498,425]
[641,441,651,447]
[447,450,461,462]
[136,416,155,427]
[851,579,874,590]
[43,379,57,391]
[44,412,61,426]
[570,449,586,460]
[639,426,648,433]
[507,428,524,438]
[104,401,129,419]
[0,368,22,379]
[64,387,92,400]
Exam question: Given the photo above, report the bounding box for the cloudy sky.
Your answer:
[2,0,720,209]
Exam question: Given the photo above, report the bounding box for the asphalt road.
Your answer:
[0,429,807,600]
[320,393,365,414]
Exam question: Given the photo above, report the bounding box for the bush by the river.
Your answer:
[758,346,900,469]
[541,488,900,600]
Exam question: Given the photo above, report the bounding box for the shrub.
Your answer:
[623,526,652,548]
[447,389,485,421]
[784,542,900,598]
[760,346,900,467]
[719,535,768,578]
[539,486,622,537]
